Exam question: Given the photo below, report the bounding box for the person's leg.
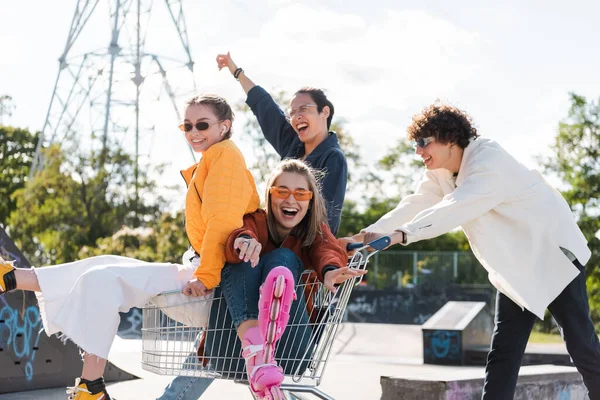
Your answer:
[220,258,263,336]
[220,248,304,333]
[156,376,214,400]
[1,260,40,292]
[14,268,41,291]
[81,353,107,380]
[220,249,302,398]
[547,259,600,399]
[482,291,537,400]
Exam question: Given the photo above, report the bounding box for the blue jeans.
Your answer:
[157,249,314,399]
[482,259,600,400]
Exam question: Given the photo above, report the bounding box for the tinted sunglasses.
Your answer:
[412,136,435,149]
[269,186,313,201]
[179,121,220,132]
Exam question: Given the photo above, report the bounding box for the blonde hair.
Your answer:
[265,159,327,247]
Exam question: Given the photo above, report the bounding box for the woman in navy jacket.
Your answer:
[216,52,348,235]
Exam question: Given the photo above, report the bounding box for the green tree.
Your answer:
[540,92,600,326]
[375,138,424,198]
[0,125,38,227]
[8,139,166,266]
[78,210,188,263]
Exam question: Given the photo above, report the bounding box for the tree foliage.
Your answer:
[0,125,38,227]
[8,140,166,266]
[541,93,600,326]
[78,210,188,263]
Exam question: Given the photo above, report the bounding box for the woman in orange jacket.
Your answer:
[0,94,260,400]
[203,159,365,399]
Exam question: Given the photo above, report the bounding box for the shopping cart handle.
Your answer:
[346,236,391,251]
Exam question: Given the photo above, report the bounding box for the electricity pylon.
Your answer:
[31,0,197,220]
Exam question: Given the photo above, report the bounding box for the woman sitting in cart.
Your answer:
[0,93,260,400]
[212,159,365,400]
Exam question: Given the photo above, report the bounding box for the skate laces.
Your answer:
[66,378,91,399]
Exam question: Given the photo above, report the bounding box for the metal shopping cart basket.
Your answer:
[141,237,390,399]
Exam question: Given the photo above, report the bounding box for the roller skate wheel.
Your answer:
[267,316,280,342]
[264,342,274,363]
[274,275,286,298]
[266,320,277,344]
[269,297,281,321]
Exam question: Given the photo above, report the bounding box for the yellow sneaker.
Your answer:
[66,378,112,400]
[0,260,16,294]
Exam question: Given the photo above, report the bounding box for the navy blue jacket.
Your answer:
[246,86,348,235]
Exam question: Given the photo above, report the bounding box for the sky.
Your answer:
[1,0,600,208]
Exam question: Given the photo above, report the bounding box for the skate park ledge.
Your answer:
[380,365,588,400]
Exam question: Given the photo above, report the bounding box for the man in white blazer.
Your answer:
[346,103,600,399]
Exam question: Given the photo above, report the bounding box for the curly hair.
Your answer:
[407,103,479,149]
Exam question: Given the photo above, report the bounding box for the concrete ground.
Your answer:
[0,323,573,400]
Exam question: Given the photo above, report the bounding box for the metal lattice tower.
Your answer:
[31,0,197,208]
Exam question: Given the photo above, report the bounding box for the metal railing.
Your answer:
[363,251,488,290]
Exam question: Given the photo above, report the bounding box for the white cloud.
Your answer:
[211,6,482,177]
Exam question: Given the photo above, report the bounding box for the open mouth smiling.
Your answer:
[295,123,308,133]
[282,207,299,217]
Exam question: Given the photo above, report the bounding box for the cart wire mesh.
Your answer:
[141,247,376,389]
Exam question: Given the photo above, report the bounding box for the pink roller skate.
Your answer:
[242,267,296,400]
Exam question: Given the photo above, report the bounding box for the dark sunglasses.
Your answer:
[179,121,220,132]
[412,136,435,149]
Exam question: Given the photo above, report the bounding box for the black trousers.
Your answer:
[482,259,600,400]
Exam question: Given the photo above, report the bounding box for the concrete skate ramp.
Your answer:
[0,227,137,394]
[381,365,587,400]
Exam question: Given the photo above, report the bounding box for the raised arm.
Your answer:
[217,52,296,156]
[216,52,256,95]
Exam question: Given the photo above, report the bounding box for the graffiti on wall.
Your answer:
[118,308,143,338]
[423,330,461,363]
[0,234,43,381]
[0,298,43,381]
[346,284,494,325]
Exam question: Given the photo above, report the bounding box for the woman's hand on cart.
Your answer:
[323,267,367,293]
[234,236,262,268]
[182,278,212,297]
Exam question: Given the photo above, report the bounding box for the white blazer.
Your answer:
[366,138,591,319]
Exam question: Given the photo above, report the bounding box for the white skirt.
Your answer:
[34,254,196,359]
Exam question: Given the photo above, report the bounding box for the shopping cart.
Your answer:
[141,236,390,399]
